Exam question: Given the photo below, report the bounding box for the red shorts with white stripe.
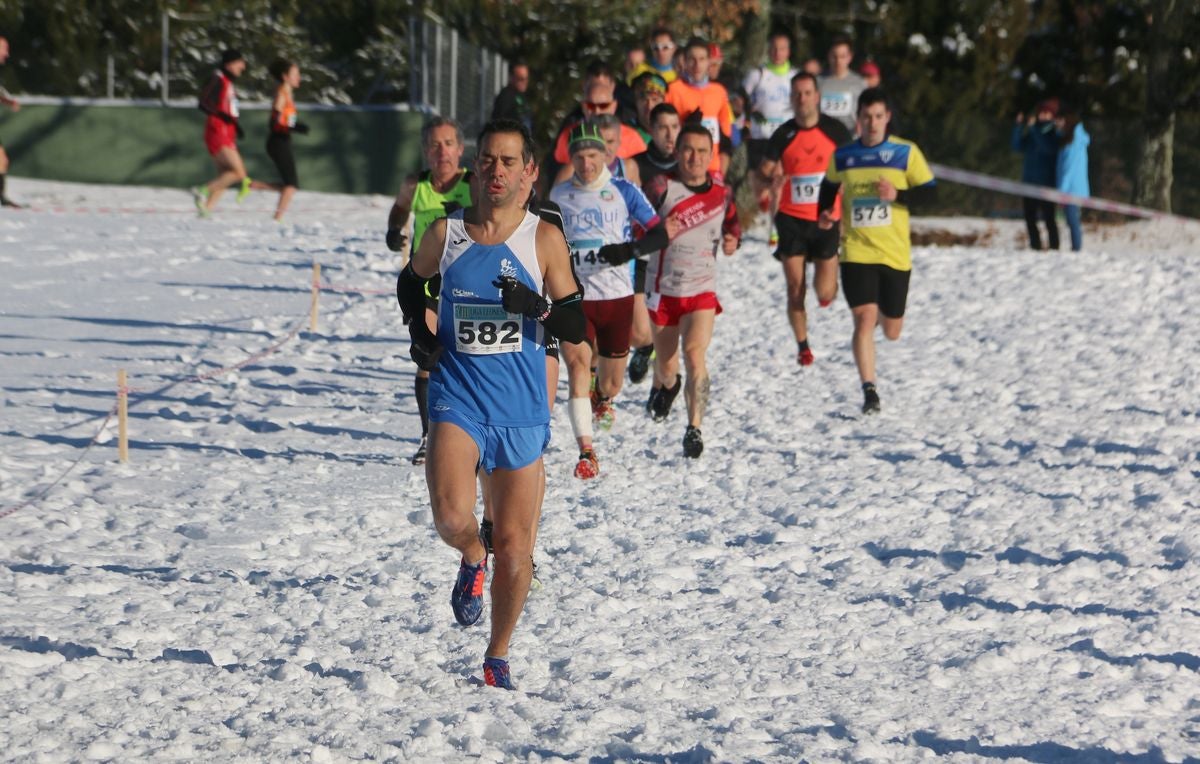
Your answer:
[646,291,722,327]
[582,296,634,358]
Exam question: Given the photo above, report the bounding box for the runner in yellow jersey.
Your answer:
[817,88,936,415]
[386,117,475,463]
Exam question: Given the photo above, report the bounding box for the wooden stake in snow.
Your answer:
[117,369,129,463]
[310,262,321,332]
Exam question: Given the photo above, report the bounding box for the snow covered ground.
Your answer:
[1,178,1198,762]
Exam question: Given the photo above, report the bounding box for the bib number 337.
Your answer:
[454,304,522,355]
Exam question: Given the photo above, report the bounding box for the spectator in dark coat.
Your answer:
[1012,97,1061,250]
[491,62,533,133]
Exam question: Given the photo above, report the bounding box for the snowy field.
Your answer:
[1,178,1198,763]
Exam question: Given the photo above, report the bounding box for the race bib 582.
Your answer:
[453,304,522,355]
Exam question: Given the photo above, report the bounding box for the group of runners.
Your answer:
[386,30,936,690]
[192,49,309,222]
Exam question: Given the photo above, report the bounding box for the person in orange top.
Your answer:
[664,38,733,177]
[265,58,310,222]
[550,79,646,184]
[758,72,853,367]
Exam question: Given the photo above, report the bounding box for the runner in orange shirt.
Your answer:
[664,38,732,177]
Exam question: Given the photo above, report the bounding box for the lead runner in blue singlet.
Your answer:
[397,119,584,690]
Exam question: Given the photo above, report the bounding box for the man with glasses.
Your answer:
[648,28,679,84]
[551,79,646,185]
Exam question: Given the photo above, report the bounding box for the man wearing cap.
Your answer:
[549,120,668,479]
[860,60,882,89]
[1012,98,1061,250]
[193,49,254,216]
[630,70,667,144]
[547,67,646,188]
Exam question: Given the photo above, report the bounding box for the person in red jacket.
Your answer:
[192,49,252,217]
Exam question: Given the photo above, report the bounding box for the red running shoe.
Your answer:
[574,447,599,479]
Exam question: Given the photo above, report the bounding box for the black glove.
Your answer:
[217,111,236,124]
[492,276,550,319]
[410,339,442,371]
[235,123,245,140]
[292,121,310,135]
[385,227,407,252]
[597,242,637,265]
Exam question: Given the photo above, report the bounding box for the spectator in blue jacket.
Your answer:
[1055,104,1090,252]
[1012,98,1060,250]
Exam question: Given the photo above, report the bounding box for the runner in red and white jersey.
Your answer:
[640,123,740,458]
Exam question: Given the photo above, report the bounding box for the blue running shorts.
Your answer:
[430,405,551,474]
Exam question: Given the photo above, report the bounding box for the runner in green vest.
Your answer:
[386,117,475,464]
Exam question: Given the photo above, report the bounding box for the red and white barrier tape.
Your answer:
[928,163,1193,223]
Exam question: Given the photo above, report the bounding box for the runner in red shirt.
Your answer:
[758,72,852,366]
[192,49,254,217]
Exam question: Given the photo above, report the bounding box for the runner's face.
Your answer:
[636,88,663,125]
[476,132,531,206]
[685,47,709,82]
[652,114,681,155]
[285,65,301,88]
[791,78,820,122]
[857,102,891,144]
[828,44,852,75]
[601,127,620,160]
[770,37,790,65]
[227,59,247,77]
[651,36,675,67]
[0,39,9,64]
[511,66,529,92]
[571,147,606,185]
[676,132,712,183]
[425,124,464,181]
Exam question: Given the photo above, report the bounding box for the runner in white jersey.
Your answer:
[550,121,668,479]
[641,123,741,458]
[743,31,798,238]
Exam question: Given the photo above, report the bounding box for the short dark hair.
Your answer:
[768,30,792,45]
[791,71,819,91]
[649,27,675,43]
[829,35,854,52]
[421,116,464,148]
[268,58,294,81]
[856,87,890,114]
[649,103,679,123]
[478,118,535,164]
[584,59,616,83]
[678,122,713,145]
[683,37,709,55]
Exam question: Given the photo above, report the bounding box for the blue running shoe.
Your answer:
[451,556,487,626]
[483,656,514,690]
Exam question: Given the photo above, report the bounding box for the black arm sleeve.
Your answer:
[396,264,437,343]
[894,183,938,209]
[633,221,669,255]
[719,132,734,157]
[540,291,585,344]
[817,179,842,213]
